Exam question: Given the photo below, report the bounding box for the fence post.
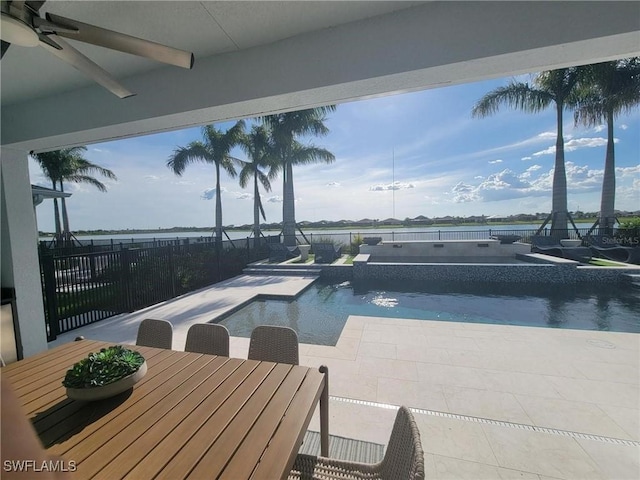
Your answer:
[119,248,133,312]
[41,255,59,341]
[167,245,177,298]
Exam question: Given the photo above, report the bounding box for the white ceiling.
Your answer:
[1,1,639,152]
[1,1,422,105]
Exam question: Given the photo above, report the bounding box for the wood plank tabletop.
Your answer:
[3,340,327,480]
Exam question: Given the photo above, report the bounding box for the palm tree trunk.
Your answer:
[253,171,261,246]
[215,162,223,249]
[550,102,569,239]
[60,182,71,243]
[599,109,616,234]
[283,162,297,246]
[52,181,62,240]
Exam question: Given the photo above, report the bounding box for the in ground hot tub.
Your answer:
[359,239,531,262]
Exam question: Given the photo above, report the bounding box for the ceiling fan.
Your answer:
[0,0,194,98]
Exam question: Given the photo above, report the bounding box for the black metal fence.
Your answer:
[40,240,270,341]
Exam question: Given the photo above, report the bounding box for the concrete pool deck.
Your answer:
[48,274,639,479]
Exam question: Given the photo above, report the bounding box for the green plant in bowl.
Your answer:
[63,345,146,400]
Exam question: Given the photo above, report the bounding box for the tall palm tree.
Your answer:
[472,68,581,238]
[32,147,116,242]
[238,125,278,244]
[261,107,336,246]
[167,121,245,246]
[573,58,640,234]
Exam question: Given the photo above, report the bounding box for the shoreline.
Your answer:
[39,219,603,238]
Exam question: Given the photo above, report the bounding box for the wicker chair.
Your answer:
[185,323,230,356]
[312,243,342,264]
[289,406,424,480]
[248,325,299,365]
[135,318,173,349]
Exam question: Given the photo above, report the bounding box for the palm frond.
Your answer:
[472,82,551,118]
[167,142,211,175]
[64,175,108,192]
[289,142,335,166]
[257,194,266,221]
[257,170,272,192]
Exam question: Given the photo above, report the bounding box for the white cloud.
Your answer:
[447,160,608,205]
[267,196,283,203]
[451,182,479,203]
[369,181,415,191]
[174,180,194,186]
[620,124,628,130]
[593,125,606,133]
[531,136,616,157]
[326,182,341,187]
[521,156,532,161]
[236,193,253,200]
[201,186,227,200]
[532,146,556,157]
[537,131,556,140]
[488,159,503,164]
[144,175,159,181]
[617,164,640,178]
[521,165,542,178]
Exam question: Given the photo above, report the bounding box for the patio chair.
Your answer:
[289,406,424,480]
[530,235,592,263]
[184,323,230,356]
[584,235,640,264]
[248,325,299,365]
[269,243,301,263]
[136,318,173,349]
[312,243,342,264]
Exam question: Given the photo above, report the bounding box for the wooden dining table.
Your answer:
[2,339,329,479]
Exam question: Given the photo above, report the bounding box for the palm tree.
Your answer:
[472,68,581,238]
[238,125,278,244]
[573,58,640,234]
[32,147,116,242]
[261,107,336,246]
[167,121,245,246]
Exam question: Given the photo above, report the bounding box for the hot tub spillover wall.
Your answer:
[350,240,638,284]
[359,239,530,263]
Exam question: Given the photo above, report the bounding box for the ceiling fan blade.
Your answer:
[34,16,78,34]
[37,32,60,49]
[46,13,194,69]
[1,40,10,58]
[41,35,135,99]
[25,1,46,13]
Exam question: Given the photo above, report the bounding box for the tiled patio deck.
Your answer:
[49,275,640,479]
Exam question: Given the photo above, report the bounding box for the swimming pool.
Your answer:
[217,280,640,345]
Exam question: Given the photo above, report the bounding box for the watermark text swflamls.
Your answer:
[3,459,77,473]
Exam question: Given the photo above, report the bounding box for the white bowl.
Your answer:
[66,361,147,401]
[560,239,582,247]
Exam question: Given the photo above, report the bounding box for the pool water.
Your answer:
[217,280,640,346]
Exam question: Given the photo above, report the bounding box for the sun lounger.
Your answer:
[530,235,592,263]
[312,243,342,264]
[584,235,640,264]
[269,243,300,262]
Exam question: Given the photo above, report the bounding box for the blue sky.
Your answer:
[29,74,639,232]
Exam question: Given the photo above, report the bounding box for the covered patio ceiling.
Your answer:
[2,1,639,153]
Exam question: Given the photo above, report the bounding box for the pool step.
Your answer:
[243,266,322,277]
